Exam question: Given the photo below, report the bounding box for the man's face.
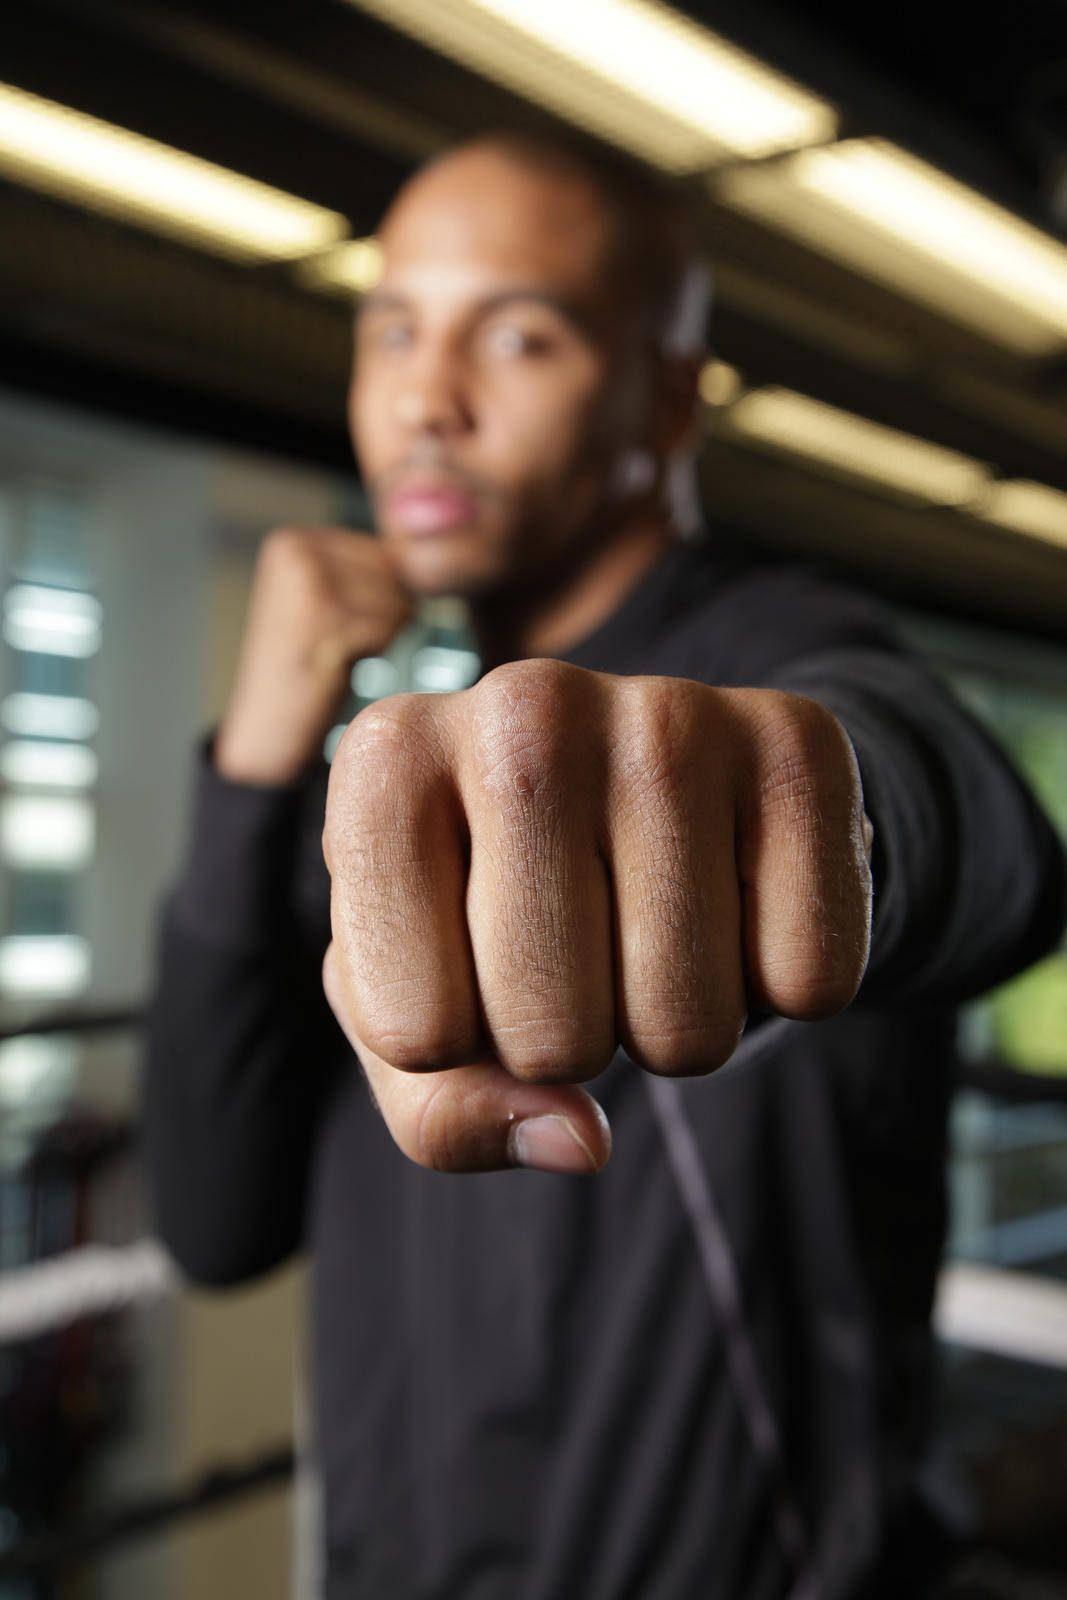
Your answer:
[348,147,644,598]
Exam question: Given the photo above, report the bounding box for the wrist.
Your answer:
[213,718,325,787]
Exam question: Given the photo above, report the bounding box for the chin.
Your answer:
[391,532,510,600]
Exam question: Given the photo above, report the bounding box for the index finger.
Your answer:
[324,694,481,1072]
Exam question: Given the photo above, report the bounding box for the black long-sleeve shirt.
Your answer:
[144,540,1066,1600]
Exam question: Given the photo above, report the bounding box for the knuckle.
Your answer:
[333,695,431,784]
[325,697,436,855]
[468,658,585,737]
[360,1012,477,1074]
[260,526,325,603]
[757,695,850,816]
[761,926,869,1020]
[631,674,696,742]
[261,525,308,570]
[496,1025,613,1085]
[768,963,860,1021]
[615,676,697,795]
[629,1011,745,1076]
[466,660,585,804]
[262,523,299,552]
[472,655,577,710]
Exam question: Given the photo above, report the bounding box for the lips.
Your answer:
[386,482,478,535]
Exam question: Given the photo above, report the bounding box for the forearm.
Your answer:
[142,737,341,1285]
[144,907,342,1285]
[773,647,1067,1004]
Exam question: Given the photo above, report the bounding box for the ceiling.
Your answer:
[2,0,1067,638]
[770,0,1067,214]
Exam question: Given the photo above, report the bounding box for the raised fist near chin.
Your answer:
[322,658,874,1175]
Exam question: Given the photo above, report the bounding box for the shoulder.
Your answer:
[668,547,907,683]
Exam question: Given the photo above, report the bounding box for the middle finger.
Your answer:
[457,667,616,1084]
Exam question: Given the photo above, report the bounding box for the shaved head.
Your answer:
[403,131,712,357]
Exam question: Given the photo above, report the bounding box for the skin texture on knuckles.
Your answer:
[320,659,874,1176]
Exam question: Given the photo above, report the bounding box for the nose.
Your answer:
[394,344,473,438]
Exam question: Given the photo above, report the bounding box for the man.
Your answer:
[145,132,1066,1599]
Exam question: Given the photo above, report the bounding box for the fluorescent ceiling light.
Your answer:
[972,480,1067,549]
[345,0,835,171]
[699,360,744,407]
[714,139,1067,357]
[3,584,102,658]
[0,935,90,998]
[299,237,384,295]
[1,795,95,870]
[0,741,99,790]
[0,82,349,261]
[721,386,991,506]
[0,694,99,741]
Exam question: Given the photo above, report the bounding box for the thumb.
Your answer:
[323,943,612,1174]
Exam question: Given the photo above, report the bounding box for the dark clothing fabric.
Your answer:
[144,541,1066,1599]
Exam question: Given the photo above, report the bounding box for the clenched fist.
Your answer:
[322,659,873,1175]
[215,526,415,785]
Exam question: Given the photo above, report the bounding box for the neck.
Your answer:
[472,513,676,668]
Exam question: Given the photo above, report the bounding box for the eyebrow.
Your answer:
[356,285,600,337]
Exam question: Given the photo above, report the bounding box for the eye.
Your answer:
[360,317,413,353]
[486,323,526,357]
[484,322,554,359]
[378,321,413,351]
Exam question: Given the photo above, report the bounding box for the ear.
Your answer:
[604,342,701,497]
[607,446,657,501]
[653,352,703,458]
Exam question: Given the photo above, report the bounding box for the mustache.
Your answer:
[369,445,503,504]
